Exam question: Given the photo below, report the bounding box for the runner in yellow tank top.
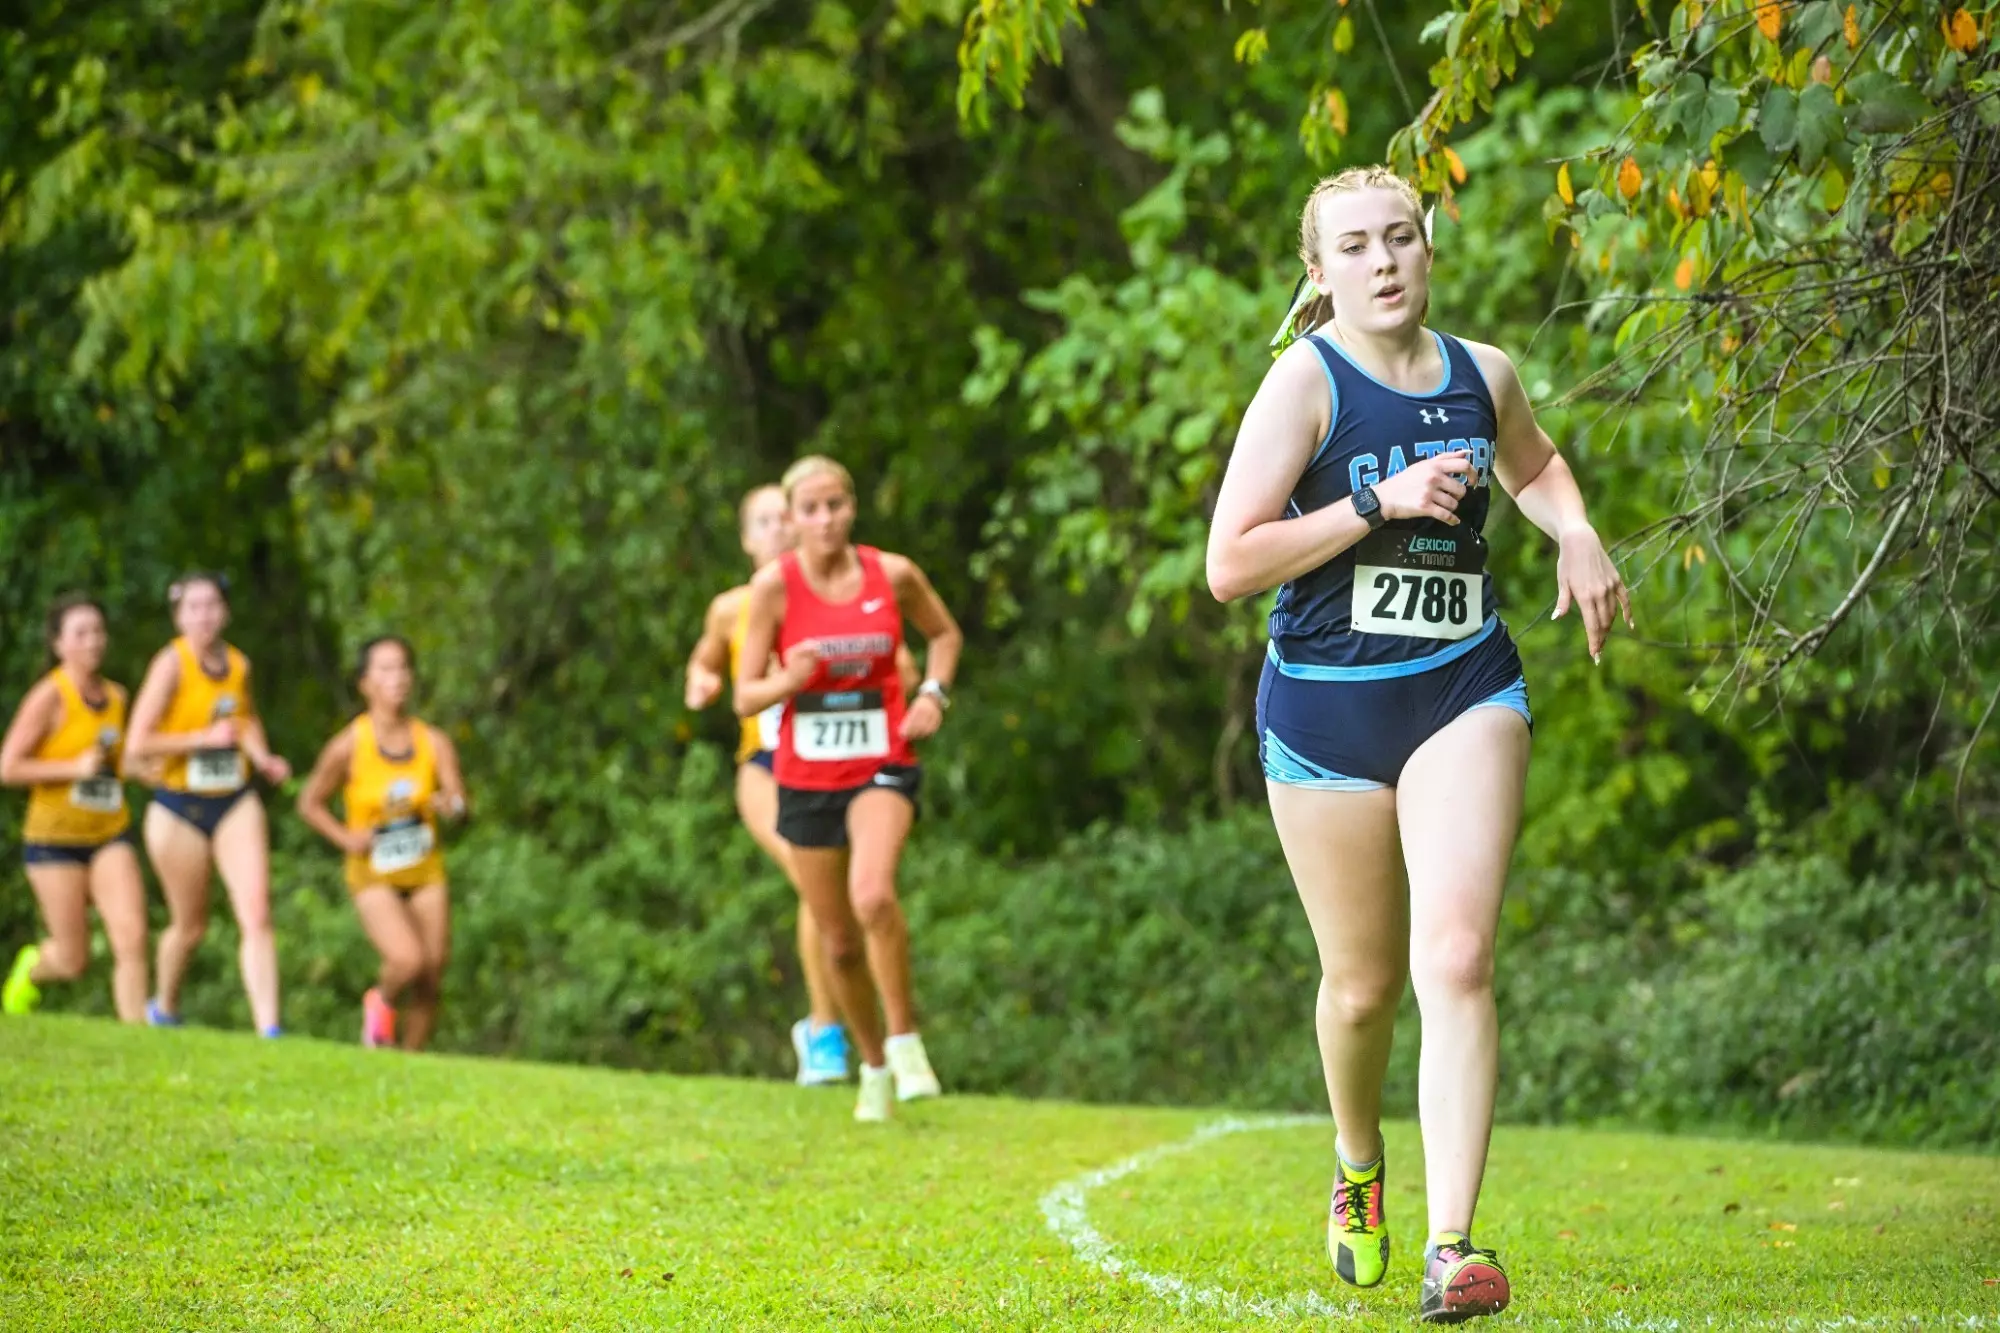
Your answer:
[298,636,466,1051]
[1,596,149,1022]
[125,573,291,1035]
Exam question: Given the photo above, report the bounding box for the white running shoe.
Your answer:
[884,1032,942,1102]
[854,1063,894,1123]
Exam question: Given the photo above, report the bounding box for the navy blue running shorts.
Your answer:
[151,787,254,838]
[1257,620,1532,791]
[23,832,134,868]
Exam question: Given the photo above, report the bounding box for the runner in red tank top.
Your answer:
[735,455,964,1124]
[773,545,913,788]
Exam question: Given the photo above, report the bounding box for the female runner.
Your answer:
[297,635,466,1051]
[1206,166,1629,1323]
[1,595,149,1021]
[734,456,963,1122]
[685,483,850,1085]
[125,573,291,1034]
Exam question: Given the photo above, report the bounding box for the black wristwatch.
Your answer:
[1351,485,1386,531]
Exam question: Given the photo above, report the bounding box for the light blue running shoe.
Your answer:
[792,1018,850,1086]
[145,999,183,1028]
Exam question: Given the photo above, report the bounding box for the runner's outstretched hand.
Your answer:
[1552,525,1631,663]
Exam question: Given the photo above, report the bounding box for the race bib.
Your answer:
[1350,527,1485,642]
[793,690,890,763]
[756,702,784,752]
[186,748,245,794]
[69,776,124,814]
[370,818,435,875]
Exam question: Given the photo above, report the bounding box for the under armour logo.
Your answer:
[1419,407,1450,425]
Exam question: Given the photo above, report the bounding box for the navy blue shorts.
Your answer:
[1258,619,1532,790]
[745,749,775,773]
[152,787,254,837]
[23,832,134,868]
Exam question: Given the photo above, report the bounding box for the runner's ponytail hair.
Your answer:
[44,592,106,664]
[1271,166,1433,355]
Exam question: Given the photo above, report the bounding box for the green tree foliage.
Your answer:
[0,0,1994,1140]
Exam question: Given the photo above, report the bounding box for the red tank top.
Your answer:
[775,546,913,789]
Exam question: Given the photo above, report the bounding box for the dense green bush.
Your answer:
[16,753,1995,1147]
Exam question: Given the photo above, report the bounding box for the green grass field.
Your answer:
[3,1017,1997,1330]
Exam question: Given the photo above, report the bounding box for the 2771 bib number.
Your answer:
[793,690,890,763]
[1349,528,1485,642]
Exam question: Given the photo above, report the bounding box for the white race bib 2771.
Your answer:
[186,748,245,794]
[370,820,434,874]
[792,691,890,763]
[69,776,124,814]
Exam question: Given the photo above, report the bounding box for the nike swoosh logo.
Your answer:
[861,599,886,614]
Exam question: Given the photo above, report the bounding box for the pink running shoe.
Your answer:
[362,987,397,1049]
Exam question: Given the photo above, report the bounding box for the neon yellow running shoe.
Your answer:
[1328,1150,1389,1287]
[3,945,43,1016]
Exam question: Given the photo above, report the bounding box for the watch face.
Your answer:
[1354,487,1379,514]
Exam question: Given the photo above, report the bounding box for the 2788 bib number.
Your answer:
[793,690,890,763]
[1349,527,1485,642]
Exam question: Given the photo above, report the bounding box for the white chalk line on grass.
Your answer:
[1038,1115,2000,1331]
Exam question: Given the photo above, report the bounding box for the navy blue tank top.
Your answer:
[1267,330,1503,678]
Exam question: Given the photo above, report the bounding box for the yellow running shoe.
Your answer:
[3,945,43,1016]
[1329,1150,1389,1287]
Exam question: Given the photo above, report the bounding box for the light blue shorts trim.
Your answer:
[1466,677,1533,728]
[1267,615,1500,683]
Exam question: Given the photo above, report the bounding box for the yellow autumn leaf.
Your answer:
[1943,8,1979,55]
[1873,465,1891,489]
[1812,54,1834,83]
[1557,162,1575,205]
[1326,87,1350,137]
[298,71,322,108]
[1756,1,1783,40]
[1675,256,1696,290]
[1444,146,1467,184]
[1681,542,1708,571]
[1689,162,1718,217]
[1688,0,1705,26]
[1667,186,1686,219]
[1721,330,1740,353]
[1619,155,1643,200]
[1843,3,1859,47]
